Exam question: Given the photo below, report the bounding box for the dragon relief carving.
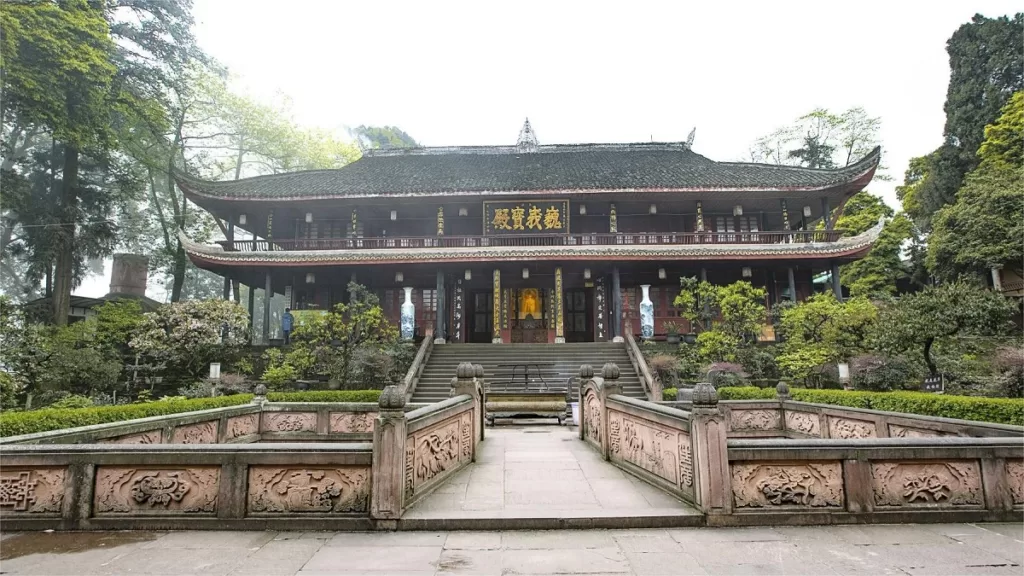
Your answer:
[1006,460,1024,506]
[583,390,601,447]
[731,463,843,508]
[730,409,781,431]
[95,467,218,514]
[226,414,258,440]
[101,430,162,444]
[262,412,317,433]
[617,416,678,486]
[329,412,377,434]
[871,461,982,507]
[248,467,369,514]
[171,421,218,444]
[828,417,876,439]
[785,412,820,436]
[0,469,65,515]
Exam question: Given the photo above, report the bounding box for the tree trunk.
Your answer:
[169,243,187,302]
[923,337,937,376]
[52,145,79,325]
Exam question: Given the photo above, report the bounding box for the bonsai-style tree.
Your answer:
[776,293,877,385]
[674,278,768,363]
[871,280,1014,376]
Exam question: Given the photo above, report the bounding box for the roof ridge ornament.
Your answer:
[686,127,696,148]
[517,118,539,152]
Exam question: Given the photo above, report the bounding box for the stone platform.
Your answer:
[400,424,702,530]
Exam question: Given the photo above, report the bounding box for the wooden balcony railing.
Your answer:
[217,230,846,252]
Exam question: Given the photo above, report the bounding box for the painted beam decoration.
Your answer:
[484,200,569,235]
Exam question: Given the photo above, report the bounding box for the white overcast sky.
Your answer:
[78,0,1019,299]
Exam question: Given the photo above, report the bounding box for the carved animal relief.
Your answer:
[95,467,218,515]
[729,409,780,431]
[888,425,949,439]
[1006,460,1024,506]
[329,412,377,434]
[583,390,601,447]
[101,430,162,444]
[785,412,820,436]
[171,421,218,444]
[732,463,843,508]
[226,414,258,440]
[871,461,982,508]
[613,413,679,486]
[262,412,316,433]
[248,467,369,514]
[407,412,473,493]
[828,417,876,439]
[0,468,65,515]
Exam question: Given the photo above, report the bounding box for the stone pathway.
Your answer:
[2,524,1022,575]
[403,424,700,523]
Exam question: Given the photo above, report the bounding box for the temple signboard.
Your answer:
[484,200,569,235]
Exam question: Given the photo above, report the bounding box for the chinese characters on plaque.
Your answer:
[484,200,569,234]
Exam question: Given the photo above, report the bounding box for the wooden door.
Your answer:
[469,291,493,343]
[565,289,592,342]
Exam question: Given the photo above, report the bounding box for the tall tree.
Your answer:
[350,125,418,150]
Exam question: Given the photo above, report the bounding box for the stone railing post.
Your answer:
[473,364,486,442]
[371,385,407,525]
[689,381,731,515]
[597,363,622,460]
[577,364,595,441]
[252,383,267,405]
[451,362,483,458]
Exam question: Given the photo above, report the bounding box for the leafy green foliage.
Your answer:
[675,278,768,364]
[696,331,739,363]
[849,354,922,391]
[716,387,1024,426]
[265,390,383,403]
[776,294,877,382]
[350,125,418,150]
[0,395,252,437]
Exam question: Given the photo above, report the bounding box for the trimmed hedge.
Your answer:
[0,395,253,437]
[716,386,1023,426]
[265,390,382,403]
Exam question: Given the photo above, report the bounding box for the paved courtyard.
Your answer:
[2,523,1022,575]
[403,425,700,522]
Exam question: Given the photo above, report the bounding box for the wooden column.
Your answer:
[262,271,272,344]
[247,283,255,334]
[787,267,797,303]
[492,269,501,343]
[554,267,565,343]
[611,267,622,341]
[223,222,234,299]
[821,197,832,230]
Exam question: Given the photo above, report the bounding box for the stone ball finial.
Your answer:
[378,385,406,410]
[254,383,267,397]
[692,381,719,407]
[457,362,476,379]
[473,364,485,378]
[601,363,620,380]
[776,381,791,400]
[578,364,594,379]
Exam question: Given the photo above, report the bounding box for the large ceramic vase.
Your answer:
[400,286,415,340]
[639,284,654,340]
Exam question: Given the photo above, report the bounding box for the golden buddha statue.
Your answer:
[519,289,540,319]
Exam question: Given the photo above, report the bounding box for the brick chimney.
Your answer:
[109,254,149,297]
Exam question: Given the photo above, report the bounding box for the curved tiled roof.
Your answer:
[179,218,884,267]
[175,143,881,201]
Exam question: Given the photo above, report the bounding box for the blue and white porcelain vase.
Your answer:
[639,284,654,340]
[400,287,415,340]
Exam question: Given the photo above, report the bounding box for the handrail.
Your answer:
[217,230,847,252]
[624,332,661,402]
[401,328,434,402]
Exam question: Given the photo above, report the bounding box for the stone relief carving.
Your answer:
[101,430,162,444]
[0,468,65,515]
[583,390,601,447]
[248,467,369,514]
[614,414,679,486]
[226,414,258,440]
[404,443,415,499]
[888,425,950,439]
[609,412,621,455]
[828,417,876,439]
[1006,460,1024,506]
[678,433,693,488]
[262,412,316,433]
[871,461,982,507]
[729,409,780,431]
[171,421,218,444]
[408,411,473,492]
[460,414,472,459]
[785,412,820,436]
[329,412,377,434]
[731,463,843,508]
[94,467,218,515]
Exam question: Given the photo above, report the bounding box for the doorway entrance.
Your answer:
[468,291,493,343]
[564,289,593,342]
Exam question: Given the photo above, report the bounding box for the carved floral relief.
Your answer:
[1003,460,1023,506]
[171,421,218,444]
[731,463,843,508]
[94,467,219,515]
[871,461,982,507]
[729,409,781,431]
[888,425,949,439]
[225,414,258,440]
[329,412,377,434]
[0,468,65,515]
[407,411,473,493]
[248,467,369,514]
[785,412,820,436]
[262,412,316,433]
[101,430,162,444]
[828,417,877,439]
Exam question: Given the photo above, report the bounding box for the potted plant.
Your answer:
[664,322,682,344]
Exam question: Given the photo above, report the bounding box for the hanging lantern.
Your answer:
[305,272,315,284]
[649,204,657,214]
[733,205,743,216]
[579,204,587,215]
[305,212,313,223]
[803,205,812,217]
[583,268,591,280]
[458,207,468,217]
[390,210,397,221]
[658,268,666,280]
[742,267,752,278]
[522,268,529,279]
[238,214,247,225]
[464,269,472,280]
[395,272,404,283]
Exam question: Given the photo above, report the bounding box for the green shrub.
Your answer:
[716,387,1024,426]
[265,390,382,403]
[48,394,95,409]
[662,387,677,401]
[0,395,253,437]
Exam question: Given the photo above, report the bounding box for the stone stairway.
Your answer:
[410,342,647,403]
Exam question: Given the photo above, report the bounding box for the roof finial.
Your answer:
[686,127,696,148]
[517,118,538,152]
